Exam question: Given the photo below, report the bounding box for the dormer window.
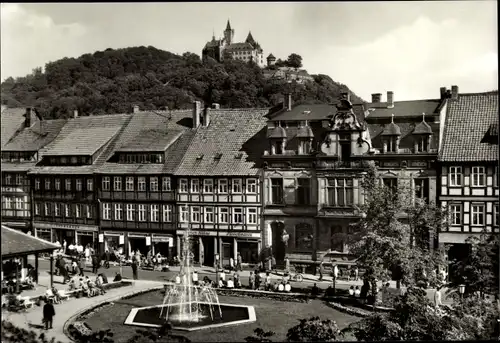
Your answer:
[413,113,433,153]
[387,137,398,153]
[267,122,287,155]
[381,114,401,153]
[297,121,314,155]
[417,137,429,152]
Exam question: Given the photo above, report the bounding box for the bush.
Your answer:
[1,320,63,343]
[245,328,275,342]
[286,316,342,342]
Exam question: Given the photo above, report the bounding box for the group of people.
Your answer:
[67,273,109,297]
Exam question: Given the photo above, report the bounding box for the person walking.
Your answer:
[318,261,324,281]
[43,299,55,330]
[249,271,255,290]
[91,254,99,274]
[229,257,234,271]
[434,286,442,308]
[255,270,261,290]
[104,249,110,268]
[354,266,359,281]
[237,252,243,271]
[79,257,85,277]
[265,272,272,291]
[131,260,138,280]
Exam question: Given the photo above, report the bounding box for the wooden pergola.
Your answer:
[1,225,60,292]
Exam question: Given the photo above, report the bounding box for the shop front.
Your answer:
[127,233,152,256]
[152,234,174,258]
[176,230,262,267]
[33,222,98,249]
[102,231,125,256]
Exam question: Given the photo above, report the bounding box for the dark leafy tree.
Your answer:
[245,328,275,342]
[286,316,342,342]
[285,53,303,69]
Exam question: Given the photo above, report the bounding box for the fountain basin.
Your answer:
[124,302,256,331]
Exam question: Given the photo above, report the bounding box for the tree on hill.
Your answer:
[285,53,303,69]
[1,46,363,118]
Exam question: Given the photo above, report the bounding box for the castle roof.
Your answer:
[226,42,255,51]
[246,32,256,44]
[226,20,232,30]
[267,53,276,60]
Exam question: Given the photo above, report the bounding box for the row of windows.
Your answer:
[101,203,259,225]
[34,202,94,219]
[118,153,164,164]
[2,196,29,210]
[3,173,29,186]
[448,203,499,226]
[179,178,257,194]
[1,151,37,162]
[35,178,93,192]
[102,176,171,192]
[46,156,91,166]
[448,166,497,187]
[383,136,429,153]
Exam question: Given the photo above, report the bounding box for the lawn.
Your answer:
[82,290,359,342]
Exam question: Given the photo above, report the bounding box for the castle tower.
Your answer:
[224,19,234,45]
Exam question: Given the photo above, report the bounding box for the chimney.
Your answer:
[192,101,201,128]
[451,85,459,100]
[283,93,292,111]
[25,107,33,128]
[341,91,351,102]
[387,91,394,108]
[73,109,78,118]
[440,87,447,100]
[212,103,220,109]
[132,105,139,113]
[202,108,211,127]
[371,93,382,103]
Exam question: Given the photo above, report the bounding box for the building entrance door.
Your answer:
[271,222,286,265]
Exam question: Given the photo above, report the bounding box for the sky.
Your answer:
[1,1,497,101]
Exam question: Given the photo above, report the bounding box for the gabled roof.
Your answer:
[42,114,130,156]
[2,225,60,258]
[439,91,498,162]
[96,110,195,174]
[1,108,28,148]
[246,31,256,44]
[267,53,276,60]
[2,119,67,151]
[365,99,443,118]
[413,120,433,135]
[381,122,401,136]
[174,109,269,176]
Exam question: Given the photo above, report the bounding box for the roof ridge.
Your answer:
[172,127,200,175]
[2,225,60,248]
[94,114,135,165]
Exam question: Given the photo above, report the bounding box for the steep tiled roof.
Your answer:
[226,42,254,50]
[1,108,28,148]
[381,122,401,136]
[365,99,442,118]
[42,114,129,156]
[439,92,498,162]
[267,126,287,138]
[413,120,433,134]
[96,110,194,174]
[174,109,269,176]
[267,53,276,59]
[270,104,335,122]
[2,119,67,151]
[0,162,37,172]
[297,126,314,138]
[2,225,59,257]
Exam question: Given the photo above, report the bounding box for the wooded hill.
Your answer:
[1,46,363,119]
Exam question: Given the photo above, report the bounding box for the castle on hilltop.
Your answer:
[202,20,266,68]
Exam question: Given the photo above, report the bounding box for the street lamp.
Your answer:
[458,284,465,302]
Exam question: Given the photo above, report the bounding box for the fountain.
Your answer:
[124,225,256,331]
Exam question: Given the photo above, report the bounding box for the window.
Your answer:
[150,177,159,192]
[180,179,188,193]
[247,208,258,224]
[64,204,70,217]
[471,204,485,226]
[150,204,159,222]
[295,223,314,250]
[339,133,352,161]
[296,178,311,205]
[15,197,22,210]
[4,197,12,209]
[112,177,121,191]
[271,179,284,204]
[102,177,110,191]
[163,204,172,222]
[218,179,228,193]
[386,137,397,153]
[162,177,171,191]
[327,178,354,206]
[54,203,61,217]
[126,177,134,191]
[138,204,146,222]
[247,179,257,193]
[55,178,60,191]
[449,167,462,187]
[75,204,81,218]
[205,207,214,223]
[15,174,22,185]
[44,203,50,216]
[204,179,213,193]
[35,178,40,190]
[138,177,146,191]
[103,203,111,220]
[233,208,243,224]
[494,203,499,227]
[126,204,135,221]
[232,179,242,193]
[191,179,200,193]
[191,206,201,222]
[5,174,12,185]
[417,136,429,152]
[114,203,123,220]
[219,207,229,223]
[449,204,462,225]
[45,178,51,190]
[34,203,40,216]
[180,206,189,223]
[471,166,486,187]
[76,179,82,191]
[65,179,71,191]
[414,178,429,201]
[86,205,92,219]
[495,166,498,188]
[87,179,93,191]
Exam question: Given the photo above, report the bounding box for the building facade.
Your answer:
[202,20,265,67]
[174,104,269,267]
[437,89,499,264]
